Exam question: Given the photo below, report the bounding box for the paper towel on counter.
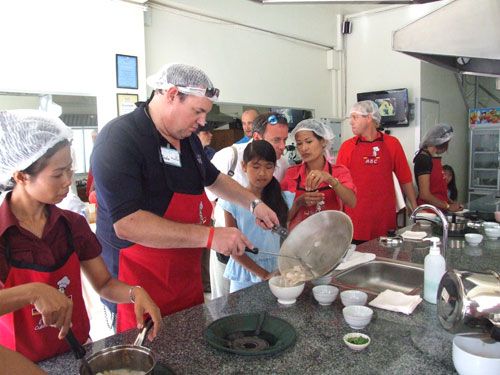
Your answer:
[335,251,376,271]
[400,230,427,240]
[368,289,422,315]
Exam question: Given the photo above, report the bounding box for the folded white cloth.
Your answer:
[400,230,427,240]
[369,289,422,315]
[335,251,376,271]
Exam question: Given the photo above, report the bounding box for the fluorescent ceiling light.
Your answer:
[250,0,441,4]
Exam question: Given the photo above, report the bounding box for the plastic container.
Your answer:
[424,237,446,304]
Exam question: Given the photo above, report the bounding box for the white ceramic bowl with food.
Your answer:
[312,285,339,306]
[269,276,305,305]
[342,305,373,329]
[343,332,371,351]
[464,233,483,246]
[453,335,500,375]
[340,290,368,306]
[485,227,500,240]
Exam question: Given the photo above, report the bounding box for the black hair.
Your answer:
[443,164,458,201]
[243,140,289,227]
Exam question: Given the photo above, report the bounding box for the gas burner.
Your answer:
[230,335,270,351]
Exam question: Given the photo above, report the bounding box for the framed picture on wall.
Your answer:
[117,93,139,116]
[116,54,138,89]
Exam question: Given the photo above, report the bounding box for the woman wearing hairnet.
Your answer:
[0,110,162,363]
[413,123,463,211]
[281,119,356,230]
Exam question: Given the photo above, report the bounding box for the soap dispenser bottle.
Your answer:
[424,237,446,304]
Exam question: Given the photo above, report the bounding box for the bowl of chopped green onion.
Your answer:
[343,333,371,351]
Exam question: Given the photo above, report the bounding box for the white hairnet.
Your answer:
[420,123,453,149]
[0,110,72,190]
[350,100,382,125]
[146,63,218,101]
[291,119,335,150]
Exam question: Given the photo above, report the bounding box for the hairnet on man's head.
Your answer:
[420,123,454,149]
[0,109,72,189]
[350,100,382,125]
[147,63,214,91]
[291,119,335,150]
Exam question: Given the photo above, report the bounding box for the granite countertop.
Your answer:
[39,223,500,374]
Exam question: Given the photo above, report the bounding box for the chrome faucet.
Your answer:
[409,204,448,260]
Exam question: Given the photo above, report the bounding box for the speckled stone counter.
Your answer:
[39,223,500,375]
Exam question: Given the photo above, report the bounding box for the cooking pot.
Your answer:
[79,318,157,375]
[445,214,468,233]
[437,270,500,341]
[277,210,353,280]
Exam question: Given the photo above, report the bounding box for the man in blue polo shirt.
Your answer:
[91,63,279,333]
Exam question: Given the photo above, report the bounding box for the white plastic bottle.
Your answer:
[424,237,446,304]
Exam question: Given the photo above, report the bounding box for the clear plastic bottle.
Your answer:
[424,237,446,304]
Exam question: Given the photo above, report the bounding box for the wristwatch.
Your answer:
[250,199,263,214]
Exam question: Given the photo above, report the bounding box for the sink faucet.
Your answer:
[409,204,448,260]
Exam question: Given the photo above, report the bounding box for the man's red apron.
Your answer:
[290,161,342,231]
[116,192,212,333]
[344,135,396,241]
[0,223,90,362]
[417,156,448,208]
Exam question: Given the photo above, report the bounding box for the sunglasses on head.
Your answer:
[176,85,220,99]
[267,114,286,125]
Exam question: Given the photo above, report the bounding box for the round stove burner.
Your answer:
[231,336,270,351]
[205,313,296,356]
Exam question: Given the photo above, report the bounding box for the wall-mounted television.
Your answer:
[270,108,313,131]
[356,88,409,128]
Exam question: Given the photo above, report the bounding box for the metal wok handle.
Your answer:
[133,317,154,347]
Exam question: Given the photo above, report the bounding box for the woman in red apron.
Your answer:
[0,110,162,363]
[413,123,463,212]
[281,119,356,231]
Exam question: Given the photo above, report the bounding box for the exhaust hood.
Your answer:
[393,0,500,77]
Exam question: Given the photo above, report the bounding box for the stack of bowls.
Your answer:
[484,222,500,240]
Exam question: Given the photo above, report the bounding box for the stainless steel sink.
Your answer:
[331,259,424,295]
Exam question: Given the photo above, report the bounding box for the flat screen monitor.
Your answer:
[356,88,409,127]
[270,108,312,131]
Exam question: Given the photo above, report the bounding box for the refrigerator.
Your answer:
[468,107,500,216]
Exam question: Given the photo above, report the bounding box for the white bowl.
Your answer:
[485,227,500,240]
[313,272,333,286]
[342,305,373,329]
[453,335,500,375]
[343,332,371,351]
[312,285,339,305]
[483,222,500,229]
[340,290,368,306]
[269,276,305,305]
[465,233,483,246]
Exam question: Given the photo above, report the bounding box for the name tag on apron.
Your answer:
[161,146,182,167]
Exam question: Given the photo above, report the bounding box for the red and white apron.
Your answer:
[116,189,212,333]
[417,156,448,209]
[344,134,396,241]
[0,222,90,362]
[290,161,342,231]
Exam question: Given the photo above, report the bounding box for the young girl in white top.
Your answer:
[219,140,294,292]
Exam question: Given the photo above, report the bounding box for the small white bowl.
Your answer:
[483,222,500,229]
[313,272,333,286]
[416,212,436,227]
[340,290,368,306]
[342,305,373,329]
[453,335,500,375]
[343,332,371,351]
[312,285,339,305]
[269,276,305,305]
[485,227,500,240]
[465,233,483,246]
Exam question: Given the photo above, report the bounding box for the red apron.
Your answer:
[344,134,396,241]
[290,161,342,231]
[417,156,448,208]
[0,223,90,362]
[116,192,212,333]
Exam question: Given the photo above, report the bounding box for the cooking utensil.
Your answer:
[272,225,289,240]
[245,247,314,278]
[65,328,94,375]
[79,317,157,375]
[277,210,353,281]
